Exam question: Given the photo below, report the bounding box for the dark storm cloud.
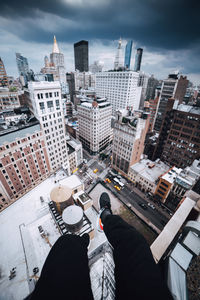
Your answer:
[0,0,200,50]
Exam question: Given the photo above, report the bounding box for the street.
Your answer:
[79,147,170,232]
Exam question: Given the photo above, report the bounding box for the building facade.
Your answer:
[77,98,112,154]
[114,38,124,70]
[28,81,70,173]
[166,159,200,210]
[174,75,189,104]
[0,88,20,111]
[154,166,182,203]
[161,103,200,168]
[112,109,149,175]
[148,96,160,132]
[74,40,89,72]
[89,61,103,73]
[66,72,75,102]
[0,58,8,87]
[96,71,140,114]
[154,74,188,132]
[0,124,51,211]
[49,36,66,85]
[134,48,143,72]
[67,138,83,173]
[74,71,95,91]
[124,40,133,70]
[16,53,30,86]
[145,75,159,101]
[138,72,149,109]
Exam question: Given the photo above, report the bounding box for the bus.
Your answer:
[114,177,124,189]
[118,181,124,188]
[114,177,120,184]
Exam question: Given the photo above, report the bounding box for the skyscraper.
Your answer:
[154,74,188,132]
[124,40,133,69]
[134,48,143,72]
[28,81,70,173]
[96,71,140,114]
[114,38,124,70]
[145,75,159,101]
[0,57,8,87]
[74,40,89,72]
[50,36,66,84]
[16,53,30,85]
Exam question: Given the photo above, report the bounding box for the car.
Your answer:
[114,185,121,191]
[93,169,98,173]
[148,203,155,209]
[127,203,132,208]
[139,203,147,210]
[105,178,111,183]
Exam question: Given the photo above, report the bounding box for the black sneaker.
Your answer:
[99,192,111,210]
[81,233,90,249]
[98,193,112,232]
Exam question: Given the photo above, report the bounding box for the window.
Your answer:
[39,102,45,109]
[47,101,54,112]
[45,93,49,98]
[55,100,60,110]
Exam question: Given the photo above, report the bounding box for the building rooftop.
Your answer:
[59,174,83,190]
[130,159,169,183]
[80,101,111,109]
[0,123,40,145]
[28,81,61,90]
[162,167,182,184]
[176,104,200,115]
[67,138,81,149]
[0,170,107,299]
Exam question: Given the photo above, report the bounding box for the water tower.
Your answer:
[50,185,73,214]
[62,205,83,233]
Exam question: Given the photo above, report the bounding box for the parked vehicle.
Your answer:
[105,178,111,183]
[139,203,147,210]
[114,185,121,191]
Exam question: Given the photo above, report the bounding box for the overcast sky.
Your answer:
[0,0,200,84]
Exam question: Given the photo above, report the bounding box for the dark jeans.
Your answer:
[30,215,172,300]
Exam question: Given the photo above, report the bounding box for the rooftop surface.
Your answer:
[130,159,169,183]
[59,174,83,189]
[80,101,111,108]
[177,104,200,115]
[0,171,106,300]
[0,123,41,145]
[28,81,61,90]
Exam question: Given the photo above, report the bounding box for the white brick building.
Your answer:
[77,98,112,154]
[28,81,70,173]
[95,71,140,114]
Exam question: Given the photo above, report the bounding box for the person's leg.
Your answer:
[99,193,172,300]
[30,234,94,300]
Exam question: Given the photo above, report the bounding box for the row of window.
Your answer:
[37,91,59,100]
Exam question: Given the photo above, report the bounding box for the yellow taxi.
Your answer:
[114,185,121,191]
[93,169,98,173]
[72,168,79,174]
[105,178,111,183]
